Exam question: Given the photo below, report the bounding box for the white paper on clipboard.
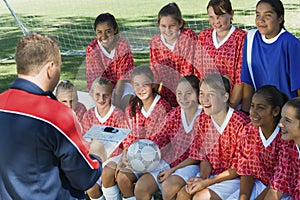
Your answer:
[84,125,131,157]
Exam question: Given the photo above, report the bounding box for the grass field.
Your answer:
[0,0,299,93]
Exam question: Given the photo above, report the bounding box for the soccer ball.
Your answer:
[127,139,161,173]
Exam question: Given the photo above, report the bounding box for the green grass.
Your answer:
[0,0,299,93]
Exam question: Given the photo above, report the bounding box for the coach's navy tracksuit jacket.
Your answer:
[0,78,102,200]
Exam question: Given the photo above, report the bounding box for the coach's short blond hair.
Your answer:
[15,32,60,75]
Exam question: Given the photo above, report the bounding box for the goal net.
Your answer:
[1,0,299,57]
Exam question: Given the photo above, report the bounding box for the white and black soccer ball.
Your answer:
[127,139,161,173]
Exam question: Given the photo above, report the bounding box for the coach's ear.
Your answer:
[46,61,58,79]
[45,60,61,91]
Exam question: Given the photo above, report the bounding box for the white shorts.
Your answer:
[172,165,200,182]
[149,162,199,191]
[194,173,240,200]
[149,160,170,190]
[226,179,266,200]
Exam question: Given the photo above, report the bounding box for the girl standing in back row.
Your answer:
[241,0,300,113]
[150,2,197,107]
[194,0,246,109]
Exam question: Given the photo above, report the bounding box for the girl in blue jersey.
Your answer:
[241,0,300,113]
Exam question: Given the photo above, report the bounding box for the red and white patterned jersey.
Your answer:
[75,102,87,122]
[151,106,202,167]
[86,36,134,91]
[190,108,250,175]
[122,95,172,149]
[194,27,246,88]
[150,28,197,107]
[271,140,300,199]
[232,124,285,185]
[81,105,129,134]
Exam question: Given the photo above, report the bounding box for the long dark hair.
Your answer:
[254,85,289,124]
[256,0,285,29]
[94,13,119,34]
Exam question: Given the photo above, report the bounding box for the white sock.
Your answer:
[122,196,136,200]
[102,185,120,200]
[89,195,105,200]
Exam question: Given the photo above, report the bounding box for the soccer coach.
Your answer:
[0,33,105,200]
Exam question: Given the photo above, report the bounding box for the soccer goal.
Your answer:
[1,0,299,57]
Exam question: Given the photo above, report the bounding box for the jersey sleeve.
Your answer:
[115,38,135,81]
[287,36,300,92]
[86,40,103,91]
[241,35,253,86]
[270,140,298,195]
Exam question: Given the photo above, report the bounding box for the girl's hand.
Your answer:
[185,177,207,195]
[157,169,173,183]
[120,148,130,167]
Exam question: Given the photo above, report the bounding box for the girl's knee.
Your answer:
[101,165,117,185]
[175,186,190,200]
[116,171,133,185]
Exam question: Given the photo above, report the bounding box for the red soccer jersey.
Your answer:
[190,108,249,175]
[271,141,300,199]
[232,124,284,185]
[81,105,129,134]
[122,95,172,148]
[86,36,134,91]
[151,106,202,167]
[150,28,197,107]
[194,27,246,88]
[75,102,87,122]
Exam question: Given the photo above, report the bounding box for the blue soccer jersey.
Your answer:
[241,29,300,98]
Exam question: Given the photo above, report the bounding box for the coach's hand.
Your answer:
[89,139,107,162]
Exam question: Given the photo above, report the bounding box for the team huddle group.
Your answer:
[0,0,299,200]
[54,0,300,199]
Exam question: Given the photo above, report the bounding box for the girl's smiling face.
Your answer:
[207,6,232,34]
[91,84,112,111]
[176,81,198,111]
[95,22,117,50]
[199,82,228,116]
[132,74,155,102]
[255,2,283,39]
[279,104,300,143]
[159,15,183,45]
[250,93,279,128]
